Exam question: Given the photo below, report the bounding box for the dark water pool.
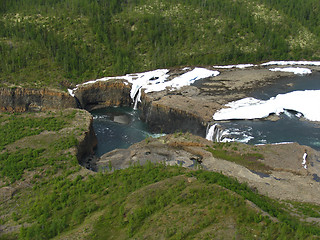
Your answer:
[91,107,153,157]
[251,72,320,99]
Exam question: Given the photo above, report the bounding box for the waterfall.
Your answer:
[133,88,142,110]
[206,123,224,142]
[74,96,83,109]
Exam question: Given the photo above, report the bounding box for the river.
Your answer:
[217,72,320,149]
[91,72,320,157]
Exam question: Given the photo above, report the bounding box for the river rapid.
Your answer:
[216,72,320,150]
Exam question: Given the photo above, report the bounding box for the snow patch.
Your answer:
[182,67,191,71]
[213,90,320,122]
[261,61,320,66]
[269,67,312,75]
[67,89,75,97]
[255,142,294,146]
[68,68,219,103]
[213,64,255,69]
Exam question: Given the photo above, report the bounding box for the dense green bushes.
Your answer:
[0,148,45,182]
[19,162,184,239]
[0,111,79,150]
[2,153,320,239]
[1,0,319,87]
[191,169,320,237]
[16,160,316,239]
[90,164,319,239]
[0,111,79,184]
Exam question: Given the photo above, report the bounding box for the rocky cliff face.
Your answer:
[73,80,207,135]
[73,80,132,110]
[139,92,207,136]
[0,87,77,112]
[76,114,98,162]
[0,80,208,138]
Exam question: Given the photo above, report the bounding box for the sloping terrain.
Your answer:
[1,112,320,239]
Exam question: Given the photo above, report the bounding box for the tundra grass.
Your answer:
[207,142,271,173]
[0,110,77,150]
[1,113,320,239]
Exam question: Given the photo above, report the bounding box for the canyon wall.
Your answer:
[0,81,208,140]
[76,114,98,162]
[73,80,207,135]
[139,93,207,136]
[73,80,132,110]
[0,87,77,112]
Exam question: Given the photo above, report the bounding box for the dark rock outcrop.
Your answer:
[73,80,207,135]
[139,92,207,136]
[73,80,132,110]
[76,115,98,162]
[0,80,208,143]
[0,87,77,112]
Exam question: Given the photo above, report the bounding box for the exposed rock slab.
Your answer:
[142,67,297,123]
[94,133,320,204]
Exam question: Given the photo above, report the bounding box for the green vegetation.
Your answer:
[0,114,66,150]
[1,112,320,239]
[0,110,80,183]
[288,201,320,219]
[52,135,78,151]
[207,142,271,173]
[1,0,320,88]
[12,162,320,239]
[0,148,45,183]
[1,1,320,236]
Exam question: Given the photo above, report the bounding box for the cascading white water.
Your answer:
[133,88,141,110]
[206,124,215,141]
[206,123,225,142]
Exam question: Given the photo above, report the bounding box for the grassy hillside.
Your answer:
[1,0,320,88]
[1,112,320,239]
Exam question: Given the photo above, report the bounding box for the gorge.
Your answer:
[1,62,320,169]
[2,63,320,212]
